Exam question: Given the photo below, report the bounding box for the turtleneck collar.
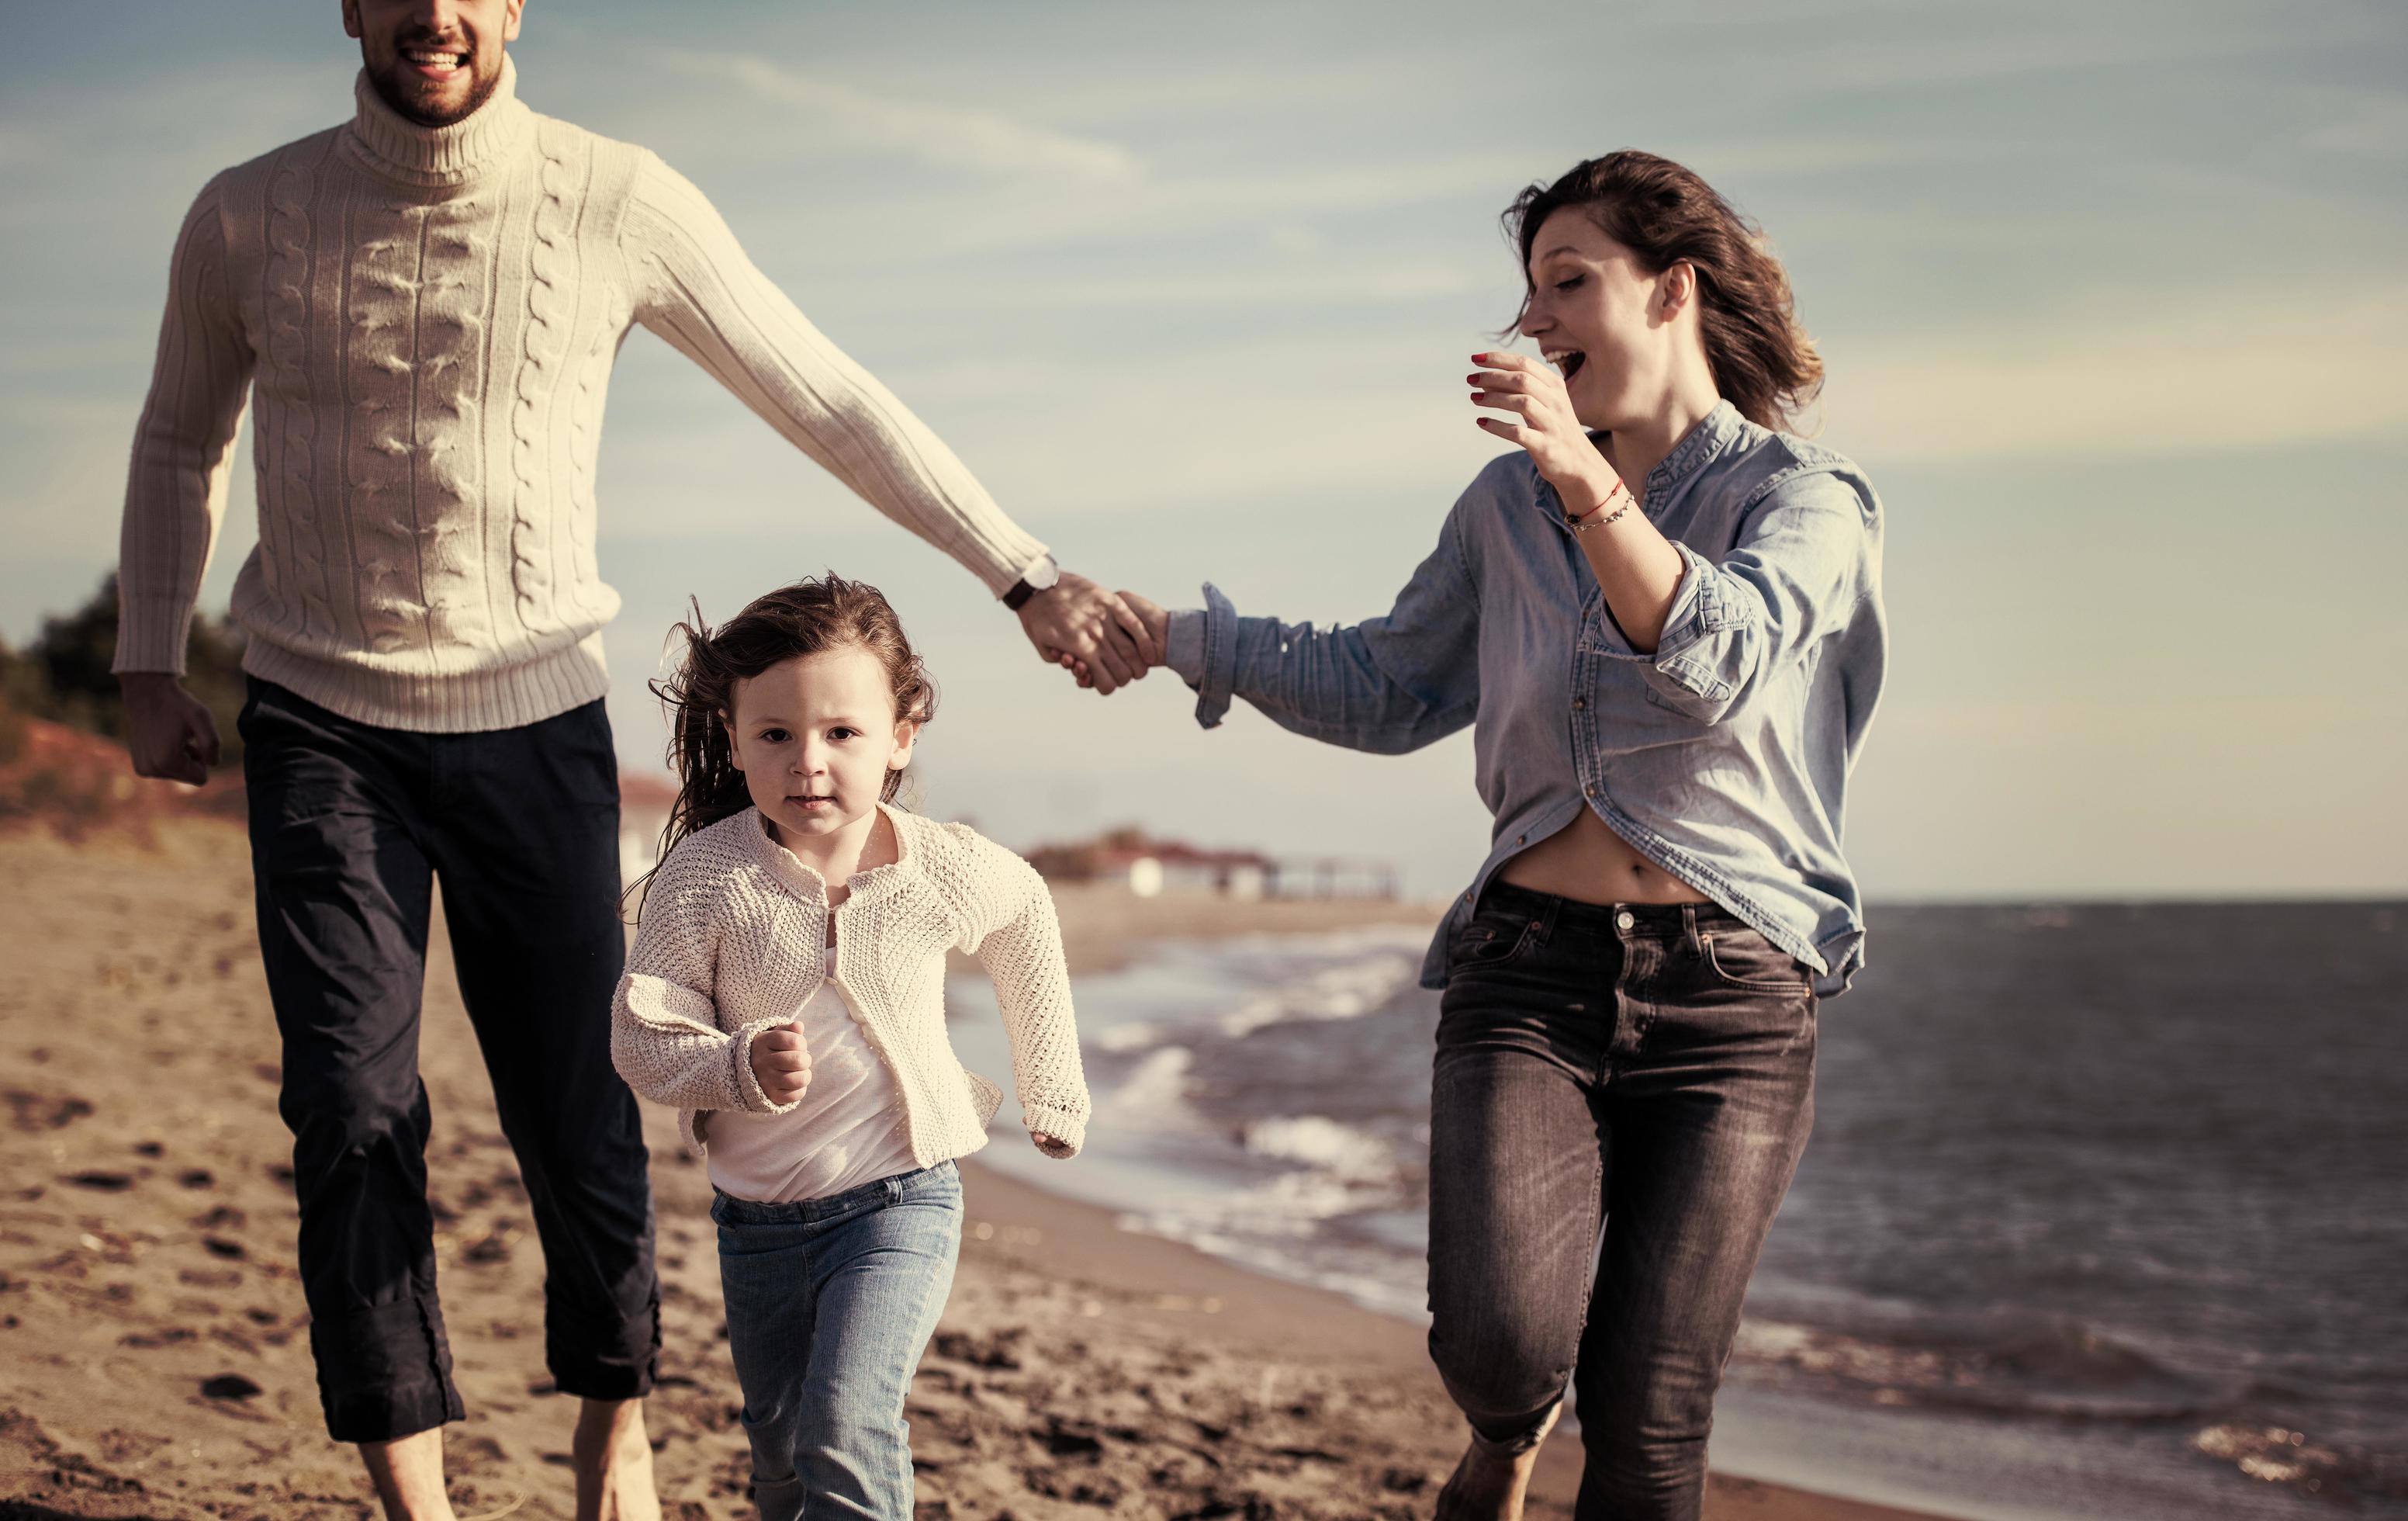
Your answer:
[344,52,532,188]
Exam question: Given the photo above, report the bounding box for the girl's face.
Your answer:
[725,646,916,847]
[1516,206,1692,434]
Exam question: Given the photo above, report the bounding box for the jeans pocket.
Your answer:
[1451,912,1538,969]
[1700,928,1810,991]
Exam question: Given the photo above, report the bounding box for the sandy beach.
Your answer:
[0,812,1949,1521]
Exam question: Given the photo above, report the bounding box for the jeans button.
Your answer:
[1615,910,1636,931]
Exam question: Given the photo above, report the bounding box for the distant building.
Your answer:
[1026,825,1394,901]
[620,773,678,891]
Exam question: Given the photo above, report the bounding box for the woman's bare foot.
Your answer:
[571,1398,661,1521]
[1433,1401,1561,1521]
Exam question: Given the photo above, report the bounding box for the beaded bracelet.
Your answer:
[1567,483,1635,536]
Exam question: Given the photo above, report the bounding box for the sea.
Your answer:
[946,900,2408,1520]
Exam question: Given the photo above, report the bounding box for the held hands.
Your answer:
[1054,590,1168,691]
[117,673,220,785]
[749,1021,812,1107]
[1469,352,1622,512]
[1016,570,1161,695]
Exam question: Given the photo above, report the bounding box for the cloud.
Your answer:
[0,395,153,554]
[1778,8,2389,96]
[698,149,1538,272]
[2301,93,2408,157]
[1671,137,1967,180]
[1849,695,2408,896]
[906,259,1489,313]
[661,50,1143,186]
[1821,282,2408,462]
[587,323,1507,535]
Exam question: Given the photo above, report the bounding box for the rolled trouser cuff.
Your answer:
[310,1293,465,1443]
[1466,1395,1564,1457]
[546,1287,661,1402]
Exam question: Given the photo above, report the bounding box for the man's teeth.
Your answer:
[407,49,468,68]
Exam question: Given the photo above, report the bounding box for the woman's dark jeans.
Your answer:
[1427,882,1816,1521]
[240,677,658,1443]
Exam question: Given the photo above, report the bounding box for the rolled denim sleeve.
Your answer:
[1162,510,1482,752]
[1611,468,1877,725]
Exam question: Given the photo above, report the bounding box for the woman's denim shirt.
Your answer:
[1164,401,1887,997]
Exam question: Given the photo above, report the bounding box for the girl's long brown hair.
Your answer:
[1503,151,1822,431]
[629,573,937,906]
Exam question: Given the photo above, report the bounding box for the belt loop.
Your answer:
[1535,890,1562,948]
[1681,903,1701,958]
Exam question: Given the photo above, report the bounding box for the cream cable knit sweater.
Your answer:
[113,57,1049,733]
[611,805,1089,1169]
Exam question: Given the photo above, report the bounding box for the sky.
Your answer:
[3,0,2403,901]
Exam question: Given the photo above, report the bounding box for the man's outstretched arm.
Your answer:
[115,173,255,781]
[621,154,1154,689]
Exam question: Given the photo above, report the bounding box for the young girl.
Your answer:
[611,574,1088,1521]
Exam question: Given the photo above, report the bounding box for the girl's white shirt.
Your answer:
[702,981,921,1202]
[611,803,1089,1169]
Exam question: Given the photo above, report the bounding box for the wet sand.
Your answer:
[0,816,1946,1519]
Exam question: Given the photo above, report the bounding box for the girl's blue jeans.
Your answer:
[710,1159,963,1521]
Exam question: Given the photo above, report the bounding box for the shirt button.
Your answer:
[1585,785,1598,798]
[1516,833,1526,844]
[1616,910,1636,931]
[1573,697,1586,710]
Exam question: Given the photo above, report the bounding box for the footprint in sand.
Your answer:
[3,1090,95,1132]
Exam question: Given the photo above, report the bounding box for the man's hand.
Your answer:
[1057,591,1169,691]
[749,1022,811,1107]
[118,672,220,785]
[1016,571,1157,695]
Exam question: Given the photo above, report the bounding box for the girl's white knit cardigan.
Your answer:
[611,804,1089,1166]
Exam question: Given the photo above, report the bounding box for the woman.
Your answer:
[1109,151,1885,1520]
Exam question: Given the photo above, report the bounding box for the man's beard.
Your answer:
[368,52,503,128]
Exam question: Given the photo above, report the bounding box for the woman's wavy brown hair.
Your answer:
[1503,151,1822,431]
[630,573,937,906]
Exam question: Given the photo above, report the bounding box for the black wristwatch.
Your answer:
[1002,556,1060,612]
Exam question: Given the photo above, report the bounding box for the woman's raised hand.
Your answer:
[1117,591,1168,654]
[1469,352,1619,507]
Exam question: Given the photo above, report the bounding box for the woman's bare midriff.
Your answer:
[1496,806,1711,906]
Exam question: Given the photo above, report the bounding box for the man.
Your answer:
[112,3,1149,1516]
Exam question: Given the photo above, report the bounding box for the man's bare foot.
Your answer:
[359,1426,457,1521]
[1433,1401,1562,1521]
[572,1398,662,1521]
